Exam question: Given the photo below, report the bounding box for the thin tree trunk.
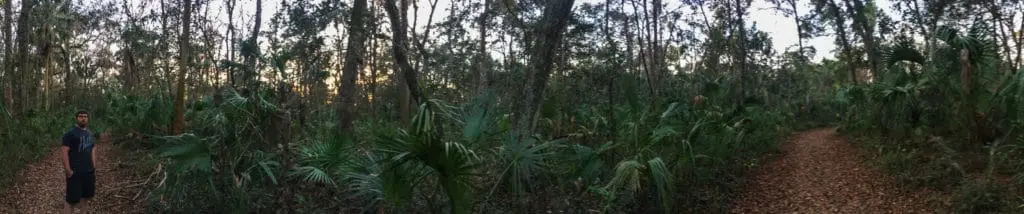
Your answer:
[243,0,263,91]
[384,0,426,106]
[734,0,748,106]
[43,34,52,111]
[338,0,369,134]
[14,0,36,118]
[1016,12,1024,71]
[475,0,490,97]
[789,0,803,58]
[369,0,379,117]
[849,0,880,77]
[826,0,857,84]
[514,0,576,139]
[629,0,656,108]
[172,0,193,134]
[605,0,617,142]
[2,0,11,110]
[225,0,235,89]
[160,0,173,96]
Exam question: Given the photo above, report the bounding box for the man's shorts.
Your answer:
[65,171,95,205]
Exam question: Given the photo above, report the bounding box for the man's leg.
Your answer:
[80,172,96,213]
[65,173,82,214]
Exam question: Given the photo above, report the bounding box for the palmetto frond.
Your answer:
[606,160,644,194]
[376,102,479,214]
[496,135,564,195]
[648,157,675,213]
[935,25,999,67]
[883,36,925,67]
[292,135,356,186]
[156,133,214,173]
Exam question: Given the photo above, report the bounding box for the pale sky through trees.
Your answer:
[101,0,897,62]
[36,0,1022,65]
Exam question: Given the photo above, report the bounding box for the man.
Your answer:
[62,110,97,214]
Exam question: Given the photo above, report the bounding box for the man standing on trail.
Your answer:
[62,110,97,214]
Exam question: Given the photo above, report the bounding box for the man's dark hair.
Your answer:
[75,110,88,117]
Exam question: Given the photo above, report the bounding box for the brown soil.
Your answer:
[731,128,934,213]
[0,138,147,214]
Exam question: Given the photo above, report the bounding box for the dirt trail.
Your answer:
[0,139,146,214]
[731,128,932,213]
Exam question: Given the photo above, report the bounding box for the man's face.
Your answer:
[76,113,88,127]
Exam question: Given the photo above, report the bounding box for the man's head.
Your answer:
[75,110,88,128]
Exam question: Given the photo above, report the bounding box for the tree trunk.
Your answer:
[789,0,803,58]
[514,0,576,139]
[849,0,880,77]
[1016,13,1024,71]
[338,0,369,134]
[172,0,193,134]
[604,0,617,142]
[14,0,35,118]
[242,0,262,92]
[733,0,748,106]
[2,0,11,110]
[826,0,857,84]
[225,0,235,89]
[384,0,426,106]
[629,0,656,109]
[475,0,490,97]
[160,0,173,97]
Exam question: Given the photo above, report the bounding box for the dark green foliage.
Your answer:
[841,21,1023,211]
[0,111,69,188]
[953,179,1011,213]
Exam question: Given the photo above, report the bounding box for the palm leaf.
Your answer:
[605,160,644,194]
[156,134,214,173]
[883,37,925,67]
[648,157,674,213]
[291,166,334,185]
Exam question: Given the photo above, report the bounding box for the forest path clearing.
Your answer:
[0,139,146,214]
[731,128,931,213]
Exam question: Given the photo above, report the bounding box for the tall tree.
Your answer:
[2,0,11,109]
[241,0,262,91]
[846,0,880,76]
[384,0,426,106]
[172,0,193,134]
[813,0,858,84]
[475,0,491,97]
[769,0,806,59]
[732,0,751,105]
[14,0,37,117]
[514,0,576,138]
[338,0,369,134]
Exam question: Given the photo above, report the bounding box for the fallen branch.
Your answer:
[137,171,168,201]
[127,163,162,201]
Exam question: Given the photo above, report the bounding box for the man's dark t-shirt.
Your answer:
[62,126,95,173]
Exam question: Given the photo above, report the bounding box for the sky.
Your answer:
[202,0,896,62]
[75,0,1019,64]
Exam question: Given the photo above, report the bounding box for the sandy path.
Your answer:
[731,128,931,213]
[0,139,146,214]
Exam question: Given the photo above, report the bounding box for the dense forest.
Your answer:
[1,0,1023,213]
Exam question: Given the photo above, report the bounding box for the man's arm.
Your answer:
[62,134,73,177]
[62,145,72,178]
[91,142,97,170]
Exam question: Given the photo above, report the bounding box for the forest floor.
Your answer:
[731,128,935,213]
[0,139,147,214]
